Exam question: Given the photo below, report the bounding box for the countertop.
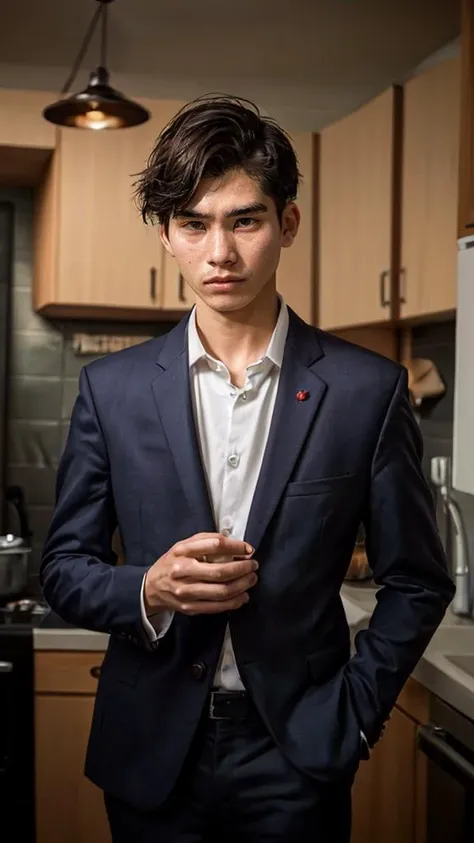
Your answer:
[34,583,474,723]
[33,625,110,651]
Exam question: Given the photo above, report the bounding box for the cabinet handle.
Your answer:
[399,267,406,304]
[379,270,391,308]
[0,661,12,674]
[178,273,186,303]
[150,267,157,301]
[90,665,101,680]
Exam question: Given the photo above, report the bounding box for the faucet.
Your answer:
[431,456,471,617]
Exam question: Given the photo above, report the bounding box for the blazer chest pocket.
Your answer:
[285,473,357,498]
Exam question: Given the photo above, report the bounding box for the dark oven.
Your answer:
[0,615,36,842]
[417,695,474,843]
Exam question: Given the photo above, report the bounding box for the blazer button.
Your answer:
[191,660,207,680]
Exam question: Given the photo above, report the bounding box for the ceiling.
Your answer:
[0,0,461,130]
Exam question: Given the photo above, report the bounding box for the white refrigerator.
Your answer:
[453,235,474,497]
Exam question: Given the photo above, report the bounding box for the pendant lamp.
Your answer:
[43,0,149,130]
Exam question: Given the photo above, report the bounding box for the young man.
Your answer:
[41,95,454,843]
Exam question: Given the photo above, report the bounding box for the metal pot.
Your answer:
[0,534,31,599]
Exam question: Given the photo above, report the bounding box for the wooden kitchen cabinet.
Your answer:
[400,57,461,320]
[459,0,474,237]
[319,87,401,331]
[0,88,56,149]
[0,89,57,187]
[351,678,429,843]
[276,132,316,323]
[35,650,110,843]
[33,98,186,321]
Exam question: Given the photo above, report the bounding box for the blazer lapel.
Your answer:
[244,311,327,552]
[151,317,216,535]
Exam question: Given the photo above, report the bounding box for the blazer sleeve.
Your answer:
[345,367,455,746]
[40,367,149,646]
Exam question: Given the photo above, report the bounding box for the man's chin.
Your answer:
[199,289,255,313]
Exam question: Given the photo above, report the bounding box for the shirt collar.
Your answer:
[187,296,289,371]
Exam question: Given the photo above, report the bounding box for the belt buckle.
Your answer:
[209,691,227,720]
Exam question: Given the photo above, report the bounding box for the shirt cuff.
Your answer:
[360,730,370,755]
[140,574,174,642]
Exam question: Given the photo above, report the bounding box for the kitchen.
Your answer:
[0,0,474,841]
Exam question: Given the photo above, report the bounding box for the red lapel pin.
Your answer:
[296,389,310,402]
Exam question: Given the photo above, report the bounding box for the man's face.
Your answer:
[160,168,299,314]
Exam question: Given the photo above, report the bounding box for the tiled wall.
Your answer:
[1,188,175,591]
[412,320,474,588]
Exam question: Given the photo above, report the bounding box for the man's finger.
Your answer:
[174,536,253,561]
[173,557,259,582]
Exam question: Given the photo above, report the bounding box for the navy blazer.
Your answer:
[40,308,454,811]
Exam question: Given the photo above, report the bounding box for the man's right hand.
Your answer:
[143,532,259,617]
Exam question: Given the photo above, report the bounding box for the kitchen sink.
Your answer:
[443,654,474,679]
[429,623,474,655]
[424,622,474,679]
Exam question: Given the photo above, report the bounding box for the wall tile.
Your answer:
[61,379,79,421]
[27,506,54,548]
[6,466,57,507]
[8,420,61,467]
[11,288,57,334]
[412,321,456,348]
[9,377,62,422]
[10,332,63,377]
[13,259,32,290]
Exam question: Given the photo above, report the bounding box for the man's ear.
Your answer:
[159,222,175,257]
[281,202,300,248]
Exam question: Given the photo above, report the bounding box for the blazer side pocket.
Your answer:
[285,474,357,498]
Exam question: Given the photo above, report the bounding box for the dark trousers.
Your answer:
[104,705,352,843]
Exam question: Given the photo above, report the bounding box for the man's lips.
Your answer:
[204,277,245,284]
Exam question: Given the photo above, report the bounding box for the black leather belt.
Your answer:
[208,690,249,720]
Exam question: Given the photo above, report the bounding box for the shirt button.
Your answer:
[221,527,232,537]
[227,454,240,468]
[191,661,207,681]
[241,392,247,401]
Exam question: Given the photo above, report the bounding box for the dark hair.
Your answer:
[134,94,300,231]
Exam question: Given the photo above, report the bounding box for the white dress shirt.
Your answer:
[140,297,289,690]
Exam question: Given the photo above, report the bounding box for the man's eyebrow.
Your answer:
[175,203,269,220]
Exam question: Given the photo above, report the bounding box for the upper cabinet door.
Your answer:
[400,57,461,319]
[319,88,397,331]
[55,100,184,311]
[276,132,315,323]
[34,99,186,318]
[0,89,56,149]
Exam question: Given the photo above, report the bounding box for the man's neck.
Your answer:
[194,285,280,385]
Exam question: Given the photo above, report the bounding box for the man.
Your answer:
[41,94,454,843]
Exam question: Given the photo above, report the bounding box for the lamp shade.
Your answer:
[43,67,150,130]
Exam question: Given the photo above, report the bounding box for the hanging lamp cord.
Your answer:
[100,0,108,68]
[60,2,105,95]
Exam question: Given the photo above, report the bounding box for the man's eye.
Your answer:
[236,217,257,228]
[183,221,205,231]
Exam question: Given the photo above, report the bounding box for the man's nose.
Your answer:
[207,229,237,266]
